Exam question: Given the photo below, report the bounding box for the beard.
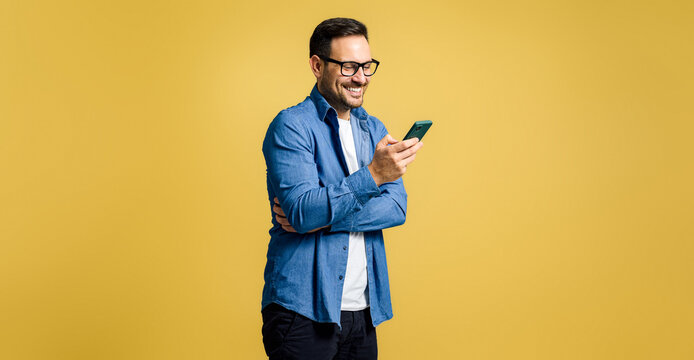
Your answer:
[318,77,364,115]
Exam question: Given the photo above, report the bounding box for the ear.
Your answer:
[309,55,323,80]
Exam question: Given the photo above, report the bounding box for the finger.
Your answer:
[401,152,417,167]
[274,197,280,204]
[273,204,286,217]
[390,137,420,152]
[386,134,399,145]
[402,137,420,147]
[308,225,327,233]
[376,135,392,150]
[275,214,290,226]
[395,141,424,160]
[282,224,297,233]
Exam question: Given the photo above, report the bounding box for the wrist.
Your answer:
[367,164,383,187]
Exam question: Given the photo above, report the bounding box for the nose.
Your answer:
[351,66,367,84]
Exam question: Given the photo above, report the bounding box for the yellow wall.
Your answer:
[1,0,692,359]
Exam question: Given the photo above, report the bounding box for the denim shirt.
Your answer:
[261,85,408,327]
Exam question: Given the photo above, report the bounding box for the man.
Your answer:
[261,18,424,360]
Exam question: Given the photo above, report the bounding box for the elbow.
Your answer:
[392,196,407,227]
[387,199,406,228]
[285,206,315,234]
[289,220,313,234]
[395,210,406,227]
[284,211,308,234]
[282,191,327,234]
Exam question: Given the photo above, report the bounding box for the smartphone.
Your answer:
[403,120,433,141]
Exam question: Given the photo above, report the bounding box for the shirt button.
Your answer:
[343,246,347,250]
[339,275,344,280]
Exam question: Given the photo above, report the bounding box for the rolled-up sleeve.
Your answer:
[263,111,381,234]
[330,119,408,233]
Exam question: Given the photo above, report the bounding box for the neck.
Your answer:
[337,110,350,120]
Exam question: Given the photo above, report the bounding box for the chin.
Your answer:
[342,100,363,110]
[342,95,364,108]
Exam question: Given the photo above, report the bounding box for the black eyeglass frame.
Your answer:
[318,55,380,77]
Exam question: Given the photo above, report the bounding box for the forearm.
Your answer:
[329,179,407,232]
[271,165,381,234]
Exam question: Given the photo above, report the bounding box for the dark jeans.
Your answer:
[261,303,378,360]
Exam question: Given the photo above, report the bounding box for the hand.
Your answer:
[273,197,328,233]
[367,135,424,186]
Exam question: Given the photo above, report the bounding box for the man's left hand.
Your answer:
[273,197,328,233]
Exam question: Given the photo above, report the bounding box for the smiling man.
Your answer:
[261,18,424,360]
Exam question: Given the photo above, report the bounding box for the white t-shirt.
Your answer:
[337,117,369,311]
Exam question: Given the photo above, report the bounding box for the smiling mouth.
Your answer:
[345,86,362,96]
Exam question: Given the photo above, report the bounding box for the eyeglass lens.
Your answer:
[342,62,377,76]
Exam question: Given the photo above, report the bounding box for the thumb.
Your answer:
[376,135,390,149]
[386,134,398,145]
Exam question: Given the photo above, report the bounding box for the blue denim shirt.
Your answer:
[261,85,408,327]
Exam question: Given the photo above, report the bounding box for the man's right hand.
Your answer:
[367,134,424,186]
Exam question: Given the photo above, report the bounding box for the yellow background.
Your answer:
[1,0,692,359]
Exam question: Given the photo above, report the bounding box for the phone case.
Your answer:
[403,120,433,140]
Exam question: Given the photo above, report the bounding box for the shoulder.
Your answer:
[267,97,317,135]
[263,97,319,153]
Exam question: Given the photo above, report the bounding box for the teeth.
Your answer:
[346,87,361,92]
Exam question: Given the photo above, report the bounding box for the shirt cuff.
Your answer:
[345,166,381,206]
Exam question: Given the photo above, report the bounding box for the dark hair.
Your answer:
[309,18,368,58]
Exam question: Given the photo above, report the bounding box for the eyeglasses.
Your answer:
[319,55,380,77]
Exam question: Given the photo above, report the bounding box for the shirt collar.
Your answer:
[309,84,368,123]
